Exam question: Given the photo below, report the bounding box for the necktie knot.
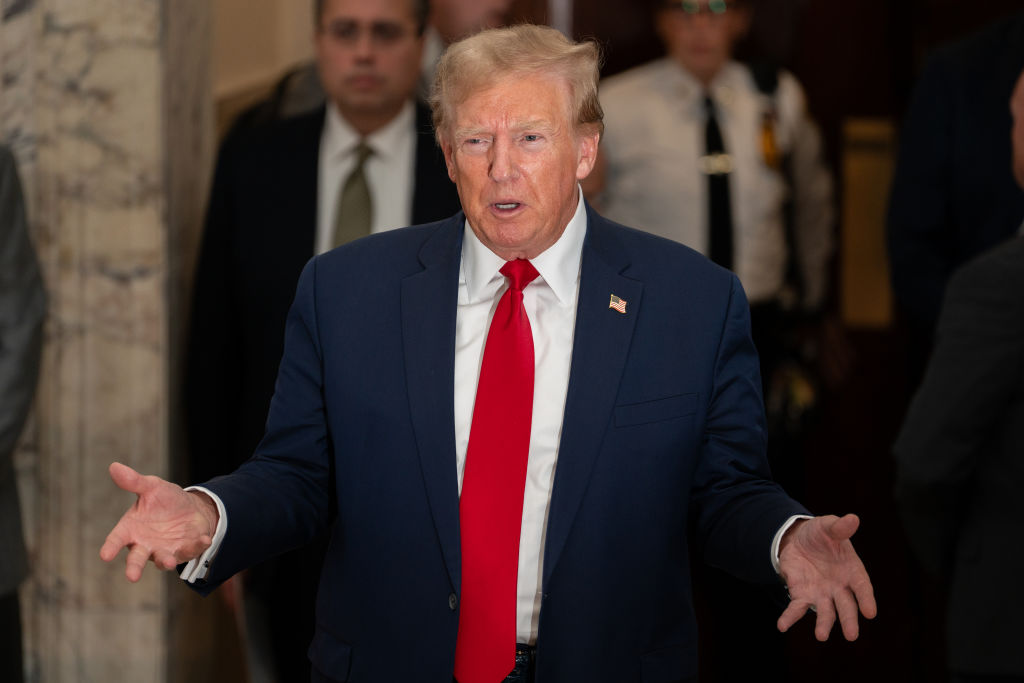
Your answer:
[499,259,539,292]
[353,140,373,165]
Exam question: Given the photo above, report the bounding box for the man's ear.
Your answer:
[575,129,602,181]
[440,140,457,183]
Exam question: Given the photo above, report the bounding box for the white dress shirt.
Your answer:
[600,59,834,309]
[183,186,804,643]
[455,187,587,644]
[315,99,416,255]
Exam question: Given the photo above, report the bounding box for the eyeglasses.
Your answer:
[664,0,735,16]
[320,19,416,47]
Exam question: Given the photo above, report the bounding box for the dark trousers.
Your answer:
[0,590,24,683]
[951,675,1024,683]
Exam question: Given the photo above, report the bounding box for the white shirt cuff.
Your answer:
[179,486,228,584]
[771,514,813,574]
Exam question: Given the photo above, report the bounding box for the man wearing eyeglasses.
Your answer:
[186,0,460,679]
[598,0,832,323]
[596,0,835,679]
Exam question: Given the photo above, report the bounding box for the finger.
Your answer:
[826,513,860,542]
[153,549,181,572]
[124,544,152,583]
[776,599,811,633]
[109,462,147,495]
[99,526,129,562]
[814,597,837,642]
[835,587,861,641]
[852,573,878,619]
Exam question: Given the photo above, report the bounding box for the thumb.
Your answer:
[109,462,146,495]
[827,513,860,541]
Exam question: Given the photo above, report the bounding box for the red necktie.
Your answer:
[454,259,539,683]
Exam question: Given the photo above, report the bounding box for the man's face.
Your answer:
[1012,68,1024,188]
[656,0,750,85]
[432,0,512,43]
[441,74,600,261]
[315,0,424,128]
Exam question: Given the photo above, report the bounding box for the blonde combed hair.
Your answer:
[430,24,604,145]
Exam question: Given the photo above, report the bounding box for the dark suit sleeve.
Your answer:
[194,257,333,591]
[886,52,958,333]
[690,274,808,584]
[893,245,1024,575]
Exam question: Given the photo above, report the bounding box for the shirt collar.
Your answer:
[661,58,744,110]
[322,98,415,161]
[461,185,587,305]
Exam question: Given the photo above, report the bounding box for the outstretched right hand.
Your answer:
[99,462,219,582]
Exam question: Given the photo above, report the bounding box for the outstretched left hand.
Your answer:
[777,514,877,641]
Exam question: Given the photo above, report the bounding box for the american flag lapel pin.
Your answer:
[609,294,627,314]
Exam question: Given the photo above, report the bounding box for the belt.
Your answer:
[452,645,536,683]
[504,644,536,683]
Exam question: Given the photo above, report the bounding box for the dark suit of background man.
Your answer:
[0,145,46,683]
[184,0,460,679]
[894,68,1024,683]
[887,10,1024,347]
[108,24,875,683]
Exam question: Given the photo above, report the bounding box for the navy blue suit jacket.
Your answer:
[196,205,806,682]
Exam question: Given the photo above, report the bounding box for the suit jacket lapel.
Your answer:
[402,214,465,590]
[543,207,644,587]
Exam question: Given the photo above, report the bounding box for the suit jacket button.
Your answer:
[449,593,458,611]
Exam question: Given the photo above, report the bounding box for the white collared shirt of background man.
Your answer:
[599,58,834,309]
[315,99,416,255]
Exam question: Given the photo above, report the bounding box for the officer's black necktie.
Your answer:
[704,95,733,269]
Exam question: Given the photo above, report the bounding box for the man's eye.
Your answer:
[522,134,541,143]
[327,21,358,41]
[372,23,405,42]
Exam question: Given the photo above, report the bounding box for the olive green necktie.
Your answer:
[332,141,374,248]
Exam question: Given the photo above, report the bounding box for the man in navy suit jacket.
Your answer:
[103,24,875,683]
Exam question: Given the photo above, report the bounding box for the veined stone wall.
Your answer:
[0,1,212,680]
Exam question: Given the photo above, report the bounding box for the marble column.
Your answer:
[0,1,213,680]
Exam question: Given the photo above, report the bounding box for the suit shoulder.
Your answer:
[222,107,323,160]
[938,238,1024,339]
[949,237,1024,294]
[602,60,667,92]
[600,60,671,109]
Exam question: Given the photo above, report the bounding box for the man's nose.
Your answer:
[352,32,375,61]
[689,12,716,29]
[488,138,519,181]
